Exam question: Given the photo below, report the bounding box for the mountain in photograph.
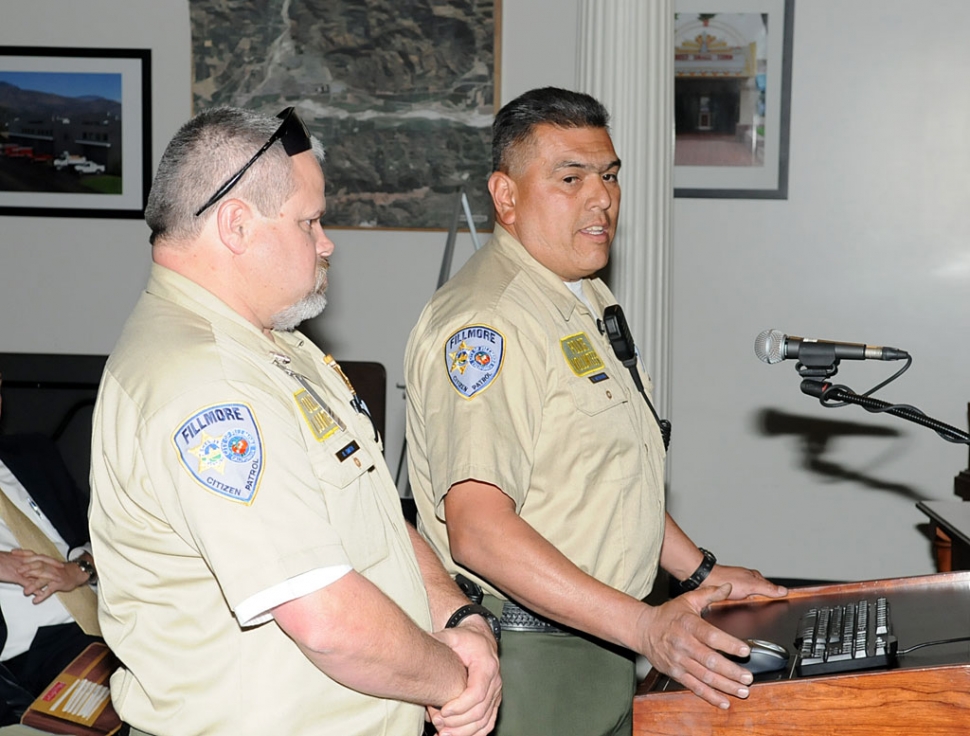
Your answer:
[0,82,120,121]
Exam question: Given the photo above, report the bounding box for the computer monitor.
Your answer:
[0,352,107,501]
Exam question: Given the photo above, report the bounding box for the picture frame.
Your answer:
[0,46,152,218]
[189,0,499,230]
[673,0,794,199]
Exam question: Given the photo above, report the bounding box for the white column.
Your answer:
[577,0,674,417]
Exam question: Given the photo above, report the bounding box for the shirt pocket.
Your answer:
[309,433,390,573]
[567,372,627,417]
[563,373,646,483]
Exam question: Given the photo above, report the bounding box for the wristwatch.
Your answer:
[679,548,716,592]
[72,558,97,586]
[445,603,502,642]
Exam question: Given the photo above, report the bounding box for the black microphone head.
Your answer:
[754,329,787,364]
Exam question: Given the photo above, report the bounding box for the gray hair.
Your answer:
[146,107,325,245]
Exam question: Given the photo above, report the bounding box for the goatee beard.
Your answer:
[269,259,329,331]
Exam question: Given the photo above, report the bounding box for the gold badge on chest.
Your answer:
[294,388,344,442]
[560,332,605,377]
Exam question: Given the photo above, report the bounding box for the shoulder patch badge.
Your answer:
[173,403,264,504]
[444,324,505,399]
[561,332,605,377]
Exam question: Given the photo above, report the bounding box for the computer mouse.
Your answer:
[727,638,790,674]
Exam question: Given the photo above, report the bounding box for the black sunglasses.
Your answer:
[194,107,313,217]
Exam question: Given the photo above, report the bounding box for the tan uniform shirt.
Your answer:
[405,226,666,603]
[90,264,429,736]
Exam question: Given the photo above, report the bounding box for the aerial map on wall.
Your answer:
[190,0,498,229]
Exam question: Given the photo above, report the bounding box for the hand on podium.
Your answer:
[707,563,788,602]
[636,581,784,710]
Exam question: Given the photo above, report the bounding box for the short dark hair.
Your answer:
[145,107,324,246]
[491,87,611,173]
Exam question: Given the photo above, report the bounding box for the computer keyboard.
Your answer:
[795,597,898,676]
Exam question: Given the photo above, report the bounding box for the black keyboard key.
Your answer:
[795,598,898,676]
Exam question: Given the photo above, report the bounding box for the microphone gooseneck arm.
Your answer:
[757,329,966,445]
[800,380,970,445]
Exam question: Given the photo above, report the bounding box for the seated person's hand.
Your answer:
[12,549,89,602]
[0,550,33,589]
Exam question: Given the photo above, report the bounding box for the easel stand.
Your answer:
[396,189,483,496]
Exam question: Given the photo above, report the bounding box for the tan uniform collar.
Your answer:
[146,263,311,356]
[489,225,597,323]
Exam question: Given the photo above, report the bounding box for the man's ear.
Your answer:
[215,199,253,255]
[488,171,517,228]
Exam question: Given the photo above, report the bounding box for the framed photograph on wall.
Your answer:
[0,46,152,218]
[673,0,794,199]
[190,0,500,230]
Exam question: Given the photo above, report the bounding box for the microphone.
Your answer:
[754,329,910,364]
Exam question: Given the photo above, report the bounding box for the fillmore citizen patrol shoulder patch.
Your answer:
[173,403,264,504]
[444,324,504,399]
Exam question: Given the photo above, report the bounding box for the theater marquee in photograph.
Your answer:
[673,0,794,199]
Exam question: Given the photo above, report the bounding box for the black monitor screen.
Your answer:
[0,353,107,501]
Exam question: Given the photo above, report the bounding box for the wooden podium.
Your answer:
[634,572,970,735]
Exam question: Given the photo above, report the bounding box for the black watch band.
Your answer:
[445,603,501,642]
[679,548,716,592]
[72,558,97,586]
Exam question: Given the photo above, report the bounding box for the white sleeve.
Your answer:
[235,564,352,627]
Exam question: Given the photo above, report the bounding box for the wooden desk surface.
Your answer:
[635,572,970,735]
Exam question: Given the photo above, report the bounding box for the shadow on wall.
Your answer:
[755,408,922,502]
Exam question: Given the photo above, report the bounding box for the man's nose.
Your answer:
[587,177,612,210]
[317,227,335,257]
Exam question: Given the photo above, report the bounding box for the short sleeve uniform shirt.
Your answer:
[90,264,429,736]
[405,226,666,603]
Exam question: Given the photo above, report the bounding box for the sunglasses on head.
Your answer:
[194,107,313,217]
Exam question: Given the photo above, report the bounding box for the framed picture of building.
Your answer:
[0,47,151,218]
[673,0,794,199]
[190,0,499,230]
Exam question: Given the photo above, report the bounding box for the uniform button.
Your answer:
[606,390,612,399]
[354,457,362,468]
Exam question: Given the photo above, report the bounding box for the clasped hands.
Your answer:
[429,619,502,736]
[0,549,88,603]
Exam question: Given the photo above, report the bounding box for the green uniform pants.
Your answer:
[485,597,637,736]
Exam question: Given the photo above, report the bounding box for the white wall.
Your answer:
[668,0,970,581]
[3,0,966,582]
[0,0,192,357]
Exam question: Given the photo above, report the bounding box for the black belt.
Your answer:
[498,598,564,634]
